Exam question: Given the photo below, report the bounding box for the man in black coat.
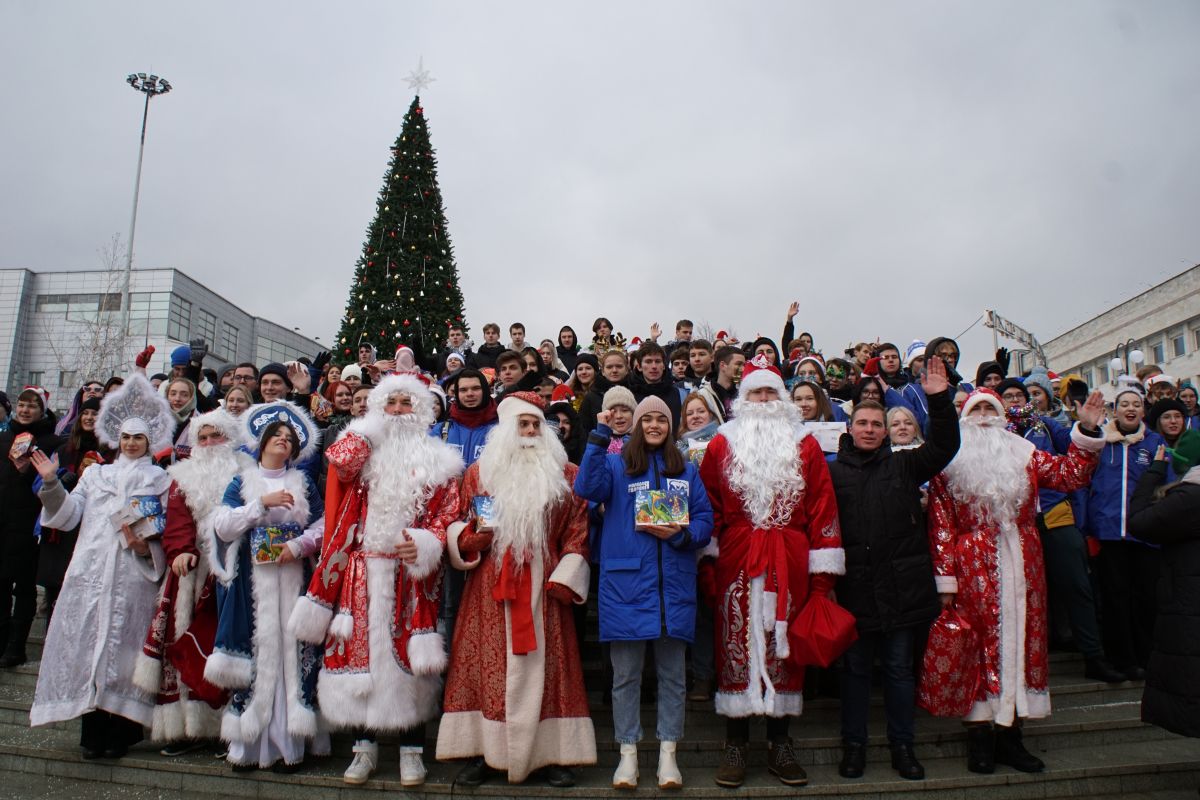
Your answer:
[627,342,682,430]
[827,356,959,781]
[0,387,63,667]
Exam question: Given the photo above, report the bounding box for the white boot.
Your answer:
[343,740,377,785]
[399,745,427,787]
[658,741,683,789]
[612,743,639,789]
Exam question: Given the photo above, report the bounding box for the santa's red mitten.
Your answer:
[809,573,837,598]
[458,522,494,556]
[545,582,579,605]
[698,558,718,609]
[1086,536,1101,559]
[135,345,156,368]
[862,357,881,377]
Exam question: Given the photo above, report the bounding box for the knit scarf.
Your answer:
[450,400,498,429]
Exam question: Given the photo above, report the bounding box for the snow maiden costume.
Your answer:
[205,401,329,770]
[30,373,175,758]
[133,408,252,743]
[289,372,463,786]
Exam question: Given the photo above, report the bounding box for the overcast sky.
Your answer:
[3,1,1198,371]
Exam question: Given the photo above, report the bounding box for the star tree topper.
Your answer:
[405,57,436,94]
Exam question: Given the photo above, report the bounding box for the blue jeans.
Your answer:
[610,636,687,744]
[840,627,916,746]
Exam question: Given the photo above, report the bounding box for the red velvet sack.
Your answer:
[787,594,858,668]
[917,606,981,717]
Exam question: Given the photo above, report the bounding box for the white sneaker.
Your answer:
[612,743,639,789]
[658,741,683,789]
[343,740,377,785]
[399,745,427,787]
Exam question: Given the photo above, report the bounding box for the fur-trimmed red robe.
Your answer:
[698,429,843,718]
[133,449,251,741]
[924,424,1102,724]
[435,461,594,782]
[288,428,462,733]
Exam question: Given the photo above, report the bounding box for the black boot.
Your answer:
[1084,657,1127,684]
[890,742,925,780]
[965,724,995,774]
[838,741,866,778]
[994,724,1044,773]
[0,619,32,668]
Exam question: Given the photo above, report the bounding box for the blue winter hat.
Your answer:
[1025,365,1054,399]
[170,345,191,367]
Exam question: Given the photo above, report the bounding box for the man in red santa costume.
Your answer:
[288,372,463,786]
[134,408,250,752]
[925,386,1106,775]
[436,391,594,788]
[698,354,843,788]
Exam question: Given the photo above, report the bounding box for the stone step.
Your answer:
[0,695,1167,769]
[0,720,1196,800]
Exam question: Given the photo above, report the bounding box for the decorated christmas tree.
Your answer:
[335,95,467,364]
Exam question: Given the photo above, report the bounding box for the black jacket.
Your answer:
[578,372,630,436]
[0,413,63,560]
[629,371,682,430]
[474,343,506,371]
[1129,462,1200,738]
[828,389,959,633]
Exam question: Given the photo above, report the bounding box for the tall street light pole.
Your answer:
[120,72,172,345]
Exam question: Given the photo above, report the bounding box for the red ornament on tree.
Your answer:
[403,319,411,327]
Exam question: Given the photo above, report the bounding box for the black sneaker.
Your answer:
[456,757,496,787]
[767,738,808,786]
[160,740,206,757]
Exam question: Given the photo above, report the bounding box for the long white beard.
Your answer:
[168,443,243,523]
[942,415,1032,531]
[477,422,569,568]
[726,399,806,529]
[361,414,444,552]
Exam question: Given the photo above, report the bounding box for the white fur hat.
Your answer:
[960,388,1006,418]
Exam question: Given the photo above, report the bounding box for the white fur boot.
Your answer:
[343,740,377,785]
[658,741,683,789]
[612,743,639,789]
[399,745,427,787]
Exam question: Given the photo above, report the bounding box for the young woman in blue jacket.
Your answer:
[1084,386,1174,680]
[575,395,713,791]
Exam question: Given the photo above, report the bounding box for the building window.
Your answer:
[59,370,77,388]
[1173,334,1186,358]
[128,292,170,338]
[35,293,120,316]
[1096,363,1108,384]
[99,293,122,312]
[168,295,192,341]
[222,323,239,359]
[28,371,44,387]
[195,309,218,349]
[1152,341,1165,364]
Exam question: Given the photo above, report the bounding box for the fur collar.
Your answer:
[1103,419,1145,445]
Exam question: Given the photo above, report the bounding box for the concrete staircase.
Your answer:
[2,620,1199,799]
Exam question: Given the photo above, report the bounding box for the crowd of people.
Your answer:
[1,306,1199,790]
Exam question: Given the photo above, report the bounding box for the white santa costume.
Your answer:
[31,373,175,757]
[289,372,463,786]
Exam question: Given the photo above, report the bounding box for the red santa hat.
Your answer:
[960,387,1006,418]
[715,330,729,341]
[550,384,575,404]
[497,390,547,424]
[738,354,787,399]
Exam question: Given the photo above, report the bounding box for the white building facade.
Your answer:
[1,268,322,412]
[1042,265,1200,399]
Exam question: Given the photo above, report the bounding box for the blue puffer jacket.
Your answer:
[1084,422,1174,544]
[574,424,713,643]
